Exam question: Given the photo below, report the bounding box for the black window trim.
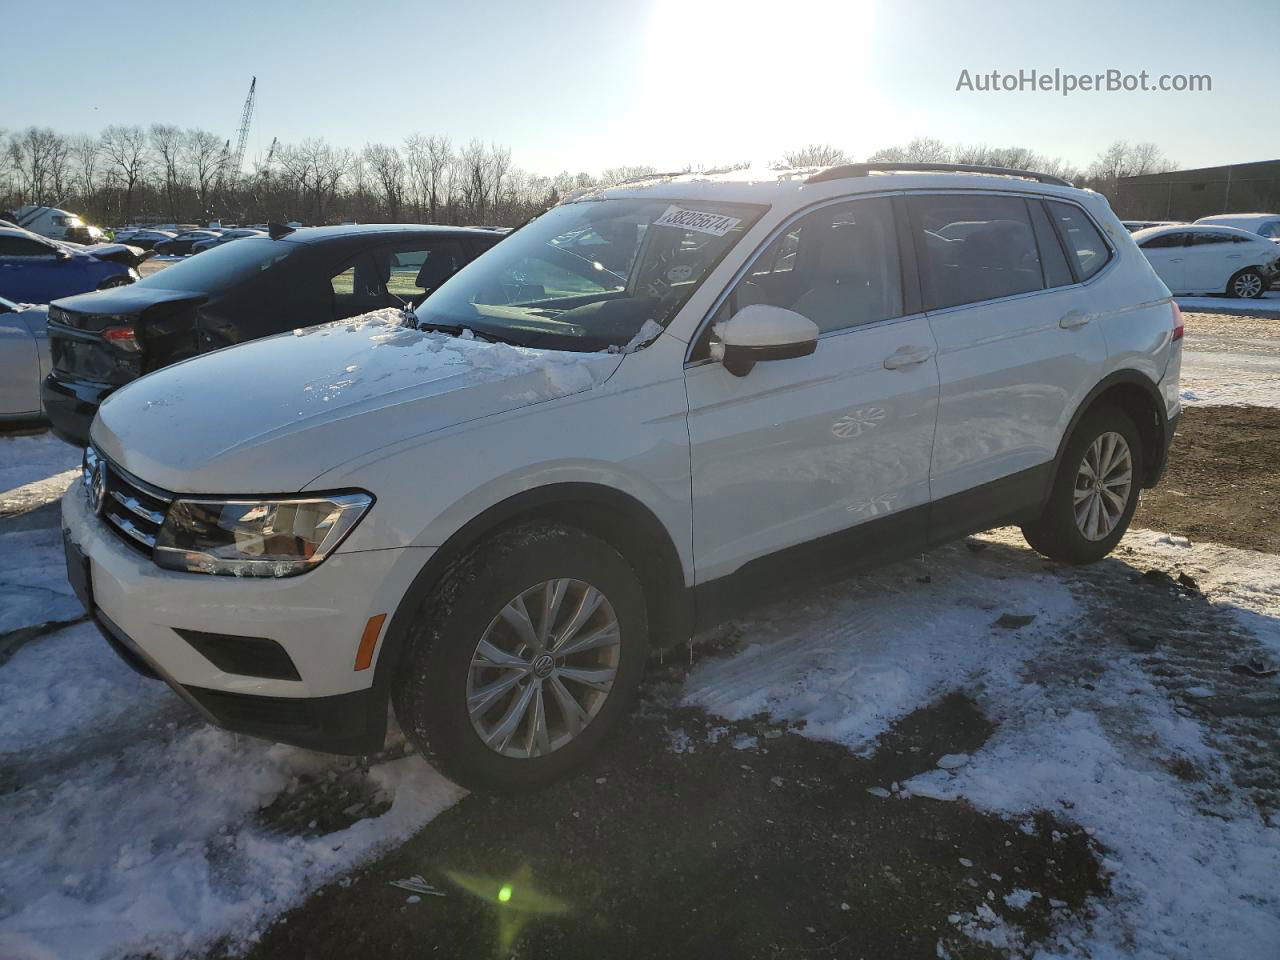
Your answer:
[1045,197,1115,284]
[684,189,919,366]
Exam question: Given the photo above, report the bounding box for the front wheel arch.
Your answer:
[371,483,691,710]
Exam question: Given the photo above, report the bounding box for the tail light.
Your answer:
[1170,300,1184,342]
[102,324,140,352]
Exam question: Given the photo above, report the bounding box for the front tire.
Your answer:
[392,521,649,792]
[1022,407,1144,564]
[1228,268,1265,299]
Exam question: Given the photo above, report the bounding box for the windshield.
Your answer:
[137,237,296,293]
[414,197,765,351]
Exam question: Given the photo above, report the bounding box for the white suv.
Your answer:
[63,163,1183,791]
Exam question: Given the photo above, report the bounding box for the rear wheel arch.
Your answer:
[1055,372,1167,489]
[372,482,691,699]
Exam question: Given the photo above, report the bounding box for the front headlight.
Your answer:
[154,492,373,577]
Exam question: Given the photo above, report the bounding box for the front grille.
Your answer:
[86,447,172,555]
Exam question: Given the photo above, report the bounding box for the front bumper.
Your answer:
[42,372,109,447]
[61,480,432,754]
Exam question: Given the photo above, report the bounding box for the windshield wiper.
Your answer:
[416,321,525,348]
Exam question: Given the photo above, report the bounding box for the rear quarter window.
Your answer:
[1046,200,1111,281]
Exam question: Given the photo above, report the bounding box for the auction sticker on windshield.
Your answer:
[652,205,743,237]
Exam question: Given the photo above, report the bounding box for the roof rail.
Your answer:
[806,162,1072,188]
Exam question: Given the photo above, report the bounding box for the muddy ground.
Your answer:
[1135,405,1280,554]
[209,401,1280,960]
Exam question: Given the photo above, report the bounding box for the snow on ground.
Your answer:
[0,616,465,960]
[685,530,1280,958]
[0,525,83,636]
[1122,529,1280,658]
[1180,350,1280,408]
[1176,291,1280,318]
[685,551,1078,752]
[0,433,79,500]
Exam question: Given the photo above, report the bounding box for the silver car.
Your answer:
[0,294,50,423]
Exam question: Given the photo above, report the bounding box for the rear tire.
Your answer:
[392,521,649,793]
[1022,406,1144,564]
[1227,268,1265,299]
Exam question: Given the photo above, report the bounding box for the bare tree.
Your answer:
[598,164,658,186]
[150,124,187,221]
[364,143,406,220]
[459,139,489,222]
[8,127,64,205]
[100,125,150,223]
[866,137,952,163]
[779,144,849,168]
[183,129,225,221]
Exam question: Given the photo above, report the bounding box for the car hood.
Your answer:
[52,284,204,315]
[92,309,624,493]
[83,242,152,268]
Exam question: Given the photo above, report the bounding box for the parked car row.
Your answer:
[58,163,1185,792]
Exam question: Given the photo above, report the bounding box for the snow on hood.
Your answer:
[92,309,623,493]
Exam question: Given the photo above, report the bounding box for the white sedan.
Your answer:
[1133,224,1280,298]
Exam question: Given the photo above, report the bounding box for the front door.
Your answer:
[685,195,939,598]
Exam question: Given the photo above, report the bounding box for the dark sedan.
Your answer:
[152,230,222,256]
[43,224,504,444]
[190,228,268,254]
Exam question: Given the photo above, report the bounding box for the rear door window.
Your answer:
[1139,232,1188,249]
[1045,201,1111,281]
[0,236,57,258]
[908,195,1045,310]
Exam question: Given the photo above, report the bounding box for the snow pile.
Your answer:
[0,433,79,500]
[0,622,465,960]
[297,309,613,406]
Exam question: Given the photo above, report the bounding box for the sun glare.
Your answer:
[644,0,880,167]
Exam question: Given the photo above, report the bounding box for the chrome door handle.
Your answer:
[1059,310,1091,329]
[1226,254,1243,259]
[883,346,934,369]
[1170,258,1185,263]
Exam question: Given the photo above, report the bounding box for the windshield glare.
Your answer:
[139,237,294,293]
[414,198,764,351]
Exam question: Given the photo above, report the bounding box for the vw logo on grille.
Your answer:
[87,460,108,516]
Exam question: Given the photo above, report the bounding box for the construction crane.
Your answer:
[212,78,257,220]
[229,77,256,180]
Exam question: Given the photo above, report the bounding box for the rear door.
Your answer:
[1137,231,1188,293]
[909,192,1109,540]
[1183,231,1236,293]
[686,194,939,588]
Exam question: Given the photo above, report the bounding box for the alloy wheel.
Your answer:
[1073,431,1133,541]
[466,578,621,759]
[1233,272,1263,298]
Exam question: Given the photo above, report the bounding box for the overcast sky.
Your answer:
[6,0,1273,176]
